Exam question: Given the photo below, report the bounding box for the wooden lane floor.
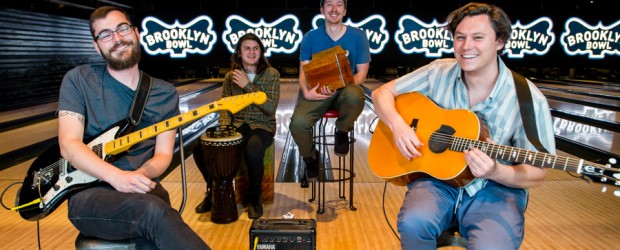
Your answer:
[3,150,620,249]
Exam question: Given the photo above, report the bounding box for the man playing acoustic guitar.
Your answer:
[57,6,209,249]
[371,3,555,249]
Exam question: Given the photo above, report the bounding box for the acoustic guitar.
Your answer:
[15,92,267,221]
[368,92,619,188]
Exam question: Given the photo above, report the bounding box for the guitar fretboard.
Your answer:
[104,92,265,155]
[449,136,604,174]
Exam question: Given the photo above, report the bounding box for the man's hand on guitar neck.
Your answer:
[464,138,547,189]
[464,138,499,179]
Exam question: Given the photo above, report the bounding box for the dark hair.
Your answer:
[231,33,271,74]
[445,2,512,44]
[89,6,132,40]
[320,0,347,8]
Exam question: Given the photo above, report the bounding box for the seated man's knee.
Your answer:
[397,209,438,236]
[140,195,174,219]
[340,85,365,104]
[342,84,364,96]
[466,223,524,250]
[289,115,311,132]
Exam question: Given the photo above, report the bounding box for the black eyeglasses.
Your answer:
[95,24,134,42]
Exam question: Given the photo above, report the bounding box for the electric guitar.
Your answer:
[368,92,619,188]
[15,92,267,221]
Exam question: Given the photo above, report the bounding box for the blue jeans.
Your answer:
[68,184,210,250]
[397,178,527,250]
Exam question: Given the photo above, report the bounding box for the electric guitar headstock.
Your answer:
[580,158,620,196]
[217,92,267,114]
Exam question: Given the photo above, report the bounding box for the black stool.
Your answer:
[75,233,145,250]
[437,226,467,248]
[308,109,356,214]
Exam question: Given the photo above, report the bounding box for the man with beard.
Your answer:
[289,0,370,180]
[57,6,210,249]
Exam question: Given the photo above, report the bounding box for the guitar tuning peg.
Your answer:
[609,158,617,165]
[601,186,607,193]
[614,189,620,197]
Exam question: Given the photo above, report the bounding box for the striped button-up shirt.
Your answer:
[394,57,556,196]
[219,67,280,134]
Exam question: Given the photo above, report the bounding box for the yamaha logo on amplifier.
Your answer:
[250,219,316,250]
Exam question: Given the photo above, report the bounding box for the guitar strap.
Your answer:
[129,71,153,126]
[511,70,549,153]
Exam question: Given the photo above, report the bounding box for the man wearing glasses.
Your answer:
[57,6,210,249]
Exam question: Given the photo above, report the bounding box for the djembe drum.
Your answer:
[197,125,243,224]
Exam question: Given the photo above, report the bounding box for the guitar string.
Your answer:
[409,129,620,183]
[108,92,248,149]
[34,160,61,187]
[408,128,614,174]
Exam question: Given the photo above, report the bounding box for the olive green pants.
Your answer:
[289,84,365,157]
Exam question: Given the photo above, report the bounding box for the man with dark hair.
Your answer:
[290,0,370,180]
[194,33,280,219]
[59,6,209,249]
[372,2,555,249]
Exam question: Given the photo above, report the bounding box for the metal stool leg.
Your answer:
[300,169,309,188]
[348,130,356,211]
[310,113,357,214]
[318,115,329,214]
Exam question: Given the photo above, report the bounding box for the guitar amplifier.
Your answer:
[249,219,316,250]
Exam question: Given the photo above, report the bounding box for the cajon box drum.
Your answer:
[303,45,354,95]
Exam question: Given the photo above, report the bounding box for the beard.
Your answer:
[100,39,141,70]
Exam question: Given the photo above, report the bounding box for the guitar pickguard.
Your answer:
[39,126,119,207]
[429,125,456,154]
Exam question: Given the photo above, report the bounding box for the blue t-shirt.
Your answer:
[58,64,180,171]
[299,25,371,74]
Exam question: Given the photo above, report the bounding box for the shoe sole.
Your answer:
[334,151,349,157]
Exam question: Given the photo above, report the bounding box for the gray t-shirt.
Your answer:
[58,64,180,172]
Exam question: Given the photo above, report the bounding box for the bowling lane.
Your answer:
[547,98,619,124]
[553,116,620,156]
[536,82,620,95]
[534,80,620,158]
[539,87,620,111]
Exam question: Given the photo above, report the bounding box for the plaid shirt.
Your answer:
[219,67,280,133]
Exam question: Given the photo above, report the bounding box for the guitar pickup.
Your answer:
[32,171,53,189]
